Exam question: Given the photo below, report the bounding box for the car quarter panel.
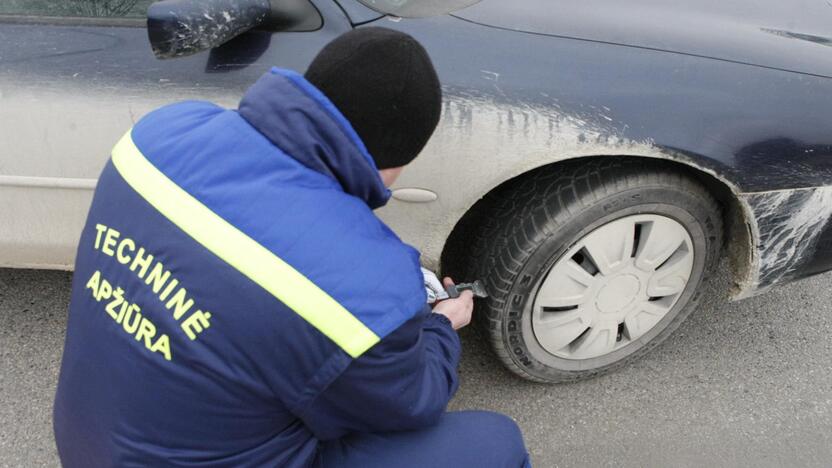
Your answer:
[372,15,832,298]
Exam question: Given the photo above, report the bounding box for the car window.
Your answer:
[0,0,154,18]
[357,0,482,18]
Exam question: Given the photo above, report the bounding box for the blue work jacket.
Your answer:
[53,68,461,467]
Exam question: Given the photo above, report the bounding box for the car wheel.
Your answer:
[470,159,723,383]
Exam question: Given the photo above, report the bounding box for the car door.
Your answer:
[0,0,352,269]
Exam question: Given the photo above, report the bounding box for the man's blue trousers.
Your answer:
[314,411,532,467]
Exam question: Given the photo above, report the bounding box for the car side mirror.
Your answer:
[147,0,322,59]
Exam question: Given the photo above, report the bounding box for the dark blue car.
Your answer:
[2,0,831,382]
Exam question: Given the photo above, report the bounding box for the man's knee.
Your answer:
[316,411,529,468]
[447,411,528,465]
[471,412,525,451]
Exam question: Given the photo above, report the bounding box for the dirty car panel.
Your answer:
[374,12,832,298]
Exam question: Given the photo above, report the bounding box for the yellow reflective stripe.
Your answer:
[110,131,380,358]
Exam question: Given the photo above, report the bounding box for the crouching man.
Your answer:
[54,27,531,468]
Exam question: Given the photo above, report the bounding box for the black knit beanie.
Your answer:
[305,27,442,170]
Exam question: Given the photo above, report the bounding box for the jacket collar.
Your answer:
[238,67,391,209]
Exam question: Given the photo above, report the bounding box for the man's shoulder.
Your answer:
[131,100,241,156]
[142,100,225,122]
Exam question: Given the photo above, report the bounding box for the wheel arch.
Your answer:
[439,154,757,300]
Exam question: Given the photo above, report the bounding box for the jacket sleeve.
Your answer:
[297,305,461,440]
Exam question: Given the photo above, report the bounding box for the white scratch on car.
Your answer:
[480,70,500,81]
[742,186,832,294]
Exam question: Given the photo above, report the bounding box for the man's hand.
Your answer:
[432,277,473,330]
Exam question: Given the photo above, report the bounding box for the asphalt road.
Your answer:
[1,266,831,467]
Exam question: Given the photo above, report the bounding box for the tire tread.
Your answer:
[468,159,724,383]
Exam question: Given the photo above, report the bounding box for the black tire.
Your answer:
[468,159,723,383]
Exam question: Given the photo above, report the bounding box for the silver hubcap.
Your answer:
[532,215,695,360]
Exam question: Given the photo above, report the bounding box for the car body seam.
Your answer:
[448,14,832,80]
